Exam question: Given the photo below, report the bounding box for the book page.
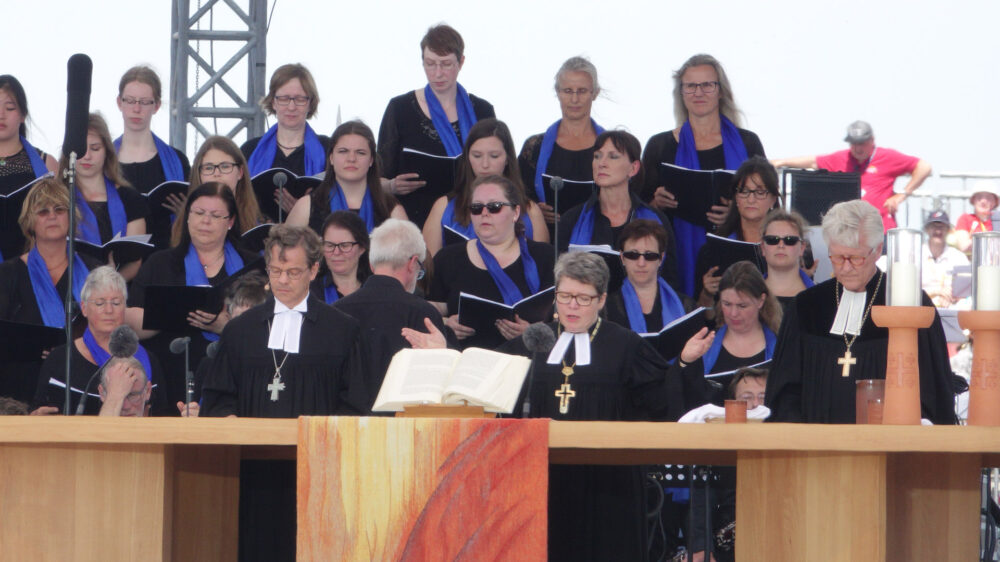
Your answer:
[372,349,461,411]
[443,348,531,413]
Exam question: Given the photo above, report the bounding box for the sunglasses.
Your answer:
[469,201,514,215]
[621,250,661,261]
[762,235,801,246]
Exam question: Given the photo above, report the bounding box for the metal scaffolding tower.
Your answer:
[170,0,267,155]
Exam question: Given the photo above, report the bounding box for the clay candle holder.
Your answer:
[959,232,1000,426]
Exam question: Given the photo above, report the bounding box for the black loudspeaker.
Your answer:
[784,169,861,226]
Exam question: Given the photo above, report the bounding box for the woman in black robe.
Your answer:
[500,251,684,562]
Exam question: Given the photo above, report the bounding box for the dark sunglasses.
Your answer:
[469,201,514,215]
[621,250,661,261]
[762,235,801,246]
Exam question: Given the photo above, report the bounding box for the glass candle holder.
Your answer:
[972,232,1000,311]
[885,228,923,307]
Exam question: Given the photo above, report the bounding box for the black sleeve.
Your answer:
[199,324,239,417]
[518,134,543,200]
[428,247,456,306]
[32,345,68,410]
[741,129,766,159]
[338,329,373,415]
[471,95,496,119]
[0,261,20,320]
[627,334,685,421]
[240,137,261,163]
[640,132,672,204]
[119,186,151,223]
[764,299,803,422]
[174,147,192,180]
[377,98,402,180]
[556,203,585,253]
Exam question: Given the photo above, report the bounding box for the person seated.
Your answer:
[98,356,153,417]
[759,208,814,312]
[953,181,998,253]
[308,211,369,304]
[921,210,969,308]
[0,397,29,415]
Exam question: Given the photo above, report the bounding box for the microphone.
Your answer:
[521,322,557,417]
[170,336,195,409]
[63,54,93,159]
[75,325,138,415]
[549,176,564,259]
[273,172,288,223]
[205,340,221,359]
[169,336,191,354]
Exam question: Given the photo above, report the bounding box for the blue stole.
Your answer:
[83,327,153,382]
[476,237,540,306]
[424,83,478,157]
[323,276,341,305]
[113,133,185,181]
[247,123,326,176]
[621,277,686,333]
[27,246,89,328]
[568,198,662,246]
[441,198,534,246]
[329,183,375,233]
[76,177,127,244]
[702,324,776,374]
[183,241,244,341]
[20,136,50,178]
[673,115,749,297]
[533,119,604,203]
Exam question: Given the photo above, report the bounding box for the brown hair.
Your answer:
[420,24,464,59]
[470,174,527,238]
[176,182,239,251]
[450,119,525,226]
[618,219,669,254]
[260,63,320,119]
[593,130,644,190]
[720,156,781,239]
[58,113,131,189]
[728,366,769,398]
[118,65,162,101]
[760,208,808,239]
[313,120,398,222]
[18,177,75,247]
[717,261,782,334]
[265,224,322,268]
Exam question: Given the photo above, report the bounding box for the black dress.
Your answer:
[119,149,192,249]
[518,134,596,225]
[429,239,554,350]
[304,187,391,236]
[500,320,684,562]
[0,147,49,259]
[240,134,331,176]
[765,273,959,424]
[376,91,495,228]
[82,184,150,244]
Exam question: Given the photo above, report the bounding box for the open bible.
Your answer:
[372,348,531,414]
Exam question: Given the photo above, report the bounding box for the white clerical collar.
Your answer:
[268,296,308,353]
[830,288,867,336]
[546,331,592,366]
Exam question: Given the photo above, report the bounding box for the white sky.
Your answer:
[8,0,1000,227]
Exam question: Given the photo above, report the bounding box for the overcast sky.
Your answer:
[8,1,999,226]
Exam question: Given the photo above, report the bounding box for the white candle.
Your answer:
[890,262,920,307]
[976,265,1000,310]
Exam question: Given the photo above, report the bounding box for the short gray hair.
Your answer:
[554,56,600,96]
[81,266,127,303]
[368,219,426,268]
[821,200,884,250]
[555,252,609,296]
[99,356,146,389]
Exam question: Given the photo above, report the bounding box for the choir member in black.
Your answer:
[286,120,406,234]
[429,175,554,349]
[308,211,369,304]
[334,218,451,402]
[113,66,191,249]
[34,267,167,416]
[519,56,604,236]
[499,252,684,562]
[201,224,368,562]
[58,113,149,281]
[0,179,99,403]
[241,64,329,216]
[127,182,257,410]
[558,130,679,292]
[641,54,765,298]
[422,118,547,256]
[0,75,58,260]
[765,200,959,424]
[169,136,267,245]
[760,209,814,313]
[377,23,495,228]
[605,219,689,333]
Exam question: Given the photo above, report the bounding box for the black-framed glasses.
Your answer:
[199,162,238,175]
[323,241,359,253]
[415,257,426,280]
[681,81,719,94]
[555,292,599,306]
[469,201,514,215]
[120,96,156,106]
[762,235,801,246]
[829,247,875,267]
[274,95,311,107]
[621,250,661,262]
[735,188,771,199]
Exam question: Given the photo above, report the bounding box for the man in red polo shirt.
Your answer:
[772,121,932,230]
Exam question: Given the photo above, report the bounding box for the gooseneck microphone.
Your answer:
[273,172,288,223]
[170,336,194,413]
[75,325,138,415]
[521,322,557,417]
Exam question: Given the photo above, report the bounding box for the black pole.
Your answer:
[63,153,79,415]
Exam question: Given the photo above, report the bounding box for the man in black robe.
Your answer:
[201,224,369,562]
[765,200,957,424]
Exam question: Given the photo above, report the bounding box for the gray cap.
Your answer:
[843,120,874,144]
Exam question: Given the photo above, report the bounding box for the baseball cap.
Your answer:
[844,121,874,144]
[924,210,950,228]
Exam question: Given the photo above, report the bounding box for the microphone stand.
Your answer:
[62,151,79,416]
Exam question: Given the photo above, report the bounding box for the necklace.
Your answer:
[277,141,303,151]
[834,271,883,377]
[554,317,602,414]
[200,251,225,271]
[267,320,290,401]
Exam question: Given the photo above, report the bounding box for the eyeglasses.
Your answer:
[735,188,771,199]
[736,392,766,403]
[555,292,600,306]
[829,247,876,267]
[199,162,238,175]
[120,96,156,106]
[469,201,514,215]
[86,298,124,308]
[274,95,311,107]
[422,60,458,71]
[35,206,69,217]
[415,257,426,280]
[762,235,801,246]
[189,208,232,221]
[681,81,719,94]
[559,88,592,97]
[621,250,661,262]
[323,241,359,253]
[267,266,307,280]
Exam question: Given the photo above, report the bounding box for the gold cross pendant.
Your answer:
[838,350,857,378]
[555,383,576,414]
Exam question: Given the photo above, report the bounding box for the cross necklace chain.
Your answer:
[555,318,601,415]
[267,321,290,401]
[834,271,882,378]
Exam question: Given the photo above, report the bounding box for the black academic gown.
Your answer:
[200,295,368,562]
[765,272,958,424]
[500,319,683,562]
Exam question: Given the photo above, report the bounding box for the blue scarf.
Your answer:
[20,136,50,178]
[533,119,604,203]
[83,327,153,382]
[702,324,776,374]
[424,83,478,157]
[673,115,749,297]
[27,246,89,328]
[621,277,686,333]
[113,133,185,181]
[184,241,244,341]
[441,198,534,246]
[475,237,540,306]
[247,123,326,176]
[329,182,375,233]
[76,177,127,244]
[568,198,662,245]
[324,276,340,305]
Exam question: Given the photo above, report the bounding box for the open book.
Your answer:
[541,174,595,213]
[75,234,155,263]
[703,233,767,276]
[400,147,460,193]
[372,347,532,413]
[658,163,735,229]
[567,243,626,293]
[250,168,322,222]
[442,224,472,247]
[457,287,554,335]
[639,307,708,362]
